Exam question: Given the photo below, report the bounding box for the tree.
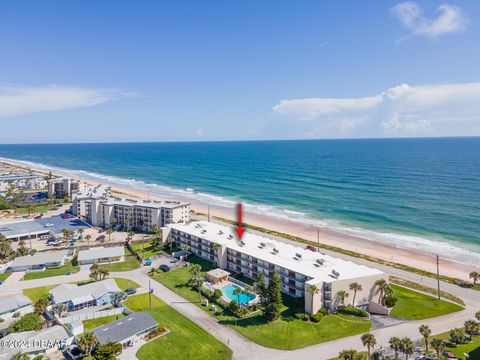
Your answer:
[93,342,122,360]
[189,264,202,301]
[85,234,92,246]
[306,284,319,314]
[127,231,134,242]
[339,349,360,360]
[52,303,67,318]
[430,338,444,359]
[181,244,190,258]
[78,228,84,238]
[150,236,161,252]
[0,234,13,260]
[470,271,480,285]
[212,243,221,265]
[233,286,243,306]
[62,229,70,240]
[464,320,478,341]
[34,297,50,315]
[349,282,362,307]
[98,268,110,280]
[400,337,414,360]
[476,310,480,321]
[253,273,268,308]
[389,336,401,359]
[16,240,30,256]
[106,229,113,242]
[8,313,43,332]
[336,290,349,306]
[374,279,389,305]
[360,333,376,359]
[419,324,431,354]
[110,291,127,307]
[264,273,282,321]
[10,353,29,360]
[90,263,100,281]
[78,332,98,356]
[449,328,466,344]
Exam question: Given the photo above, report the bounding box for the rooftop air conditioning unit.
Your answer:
[273,248,279,254]
[295,253,302,258]
[228,234,233,239]
[259,242,266,247]
[218,230,223,235]
[316,259,324,265]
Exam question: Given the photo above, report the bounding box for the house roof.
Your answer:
[0,295,32,315]
[77,246,125,262]
[206,268,230,280]
[49,279,121,304]
[9,250,68,268]
[0,325,71,358]
[93,312,158,345]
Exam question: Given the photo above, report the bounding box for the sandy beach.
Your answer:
[1,158,476,280]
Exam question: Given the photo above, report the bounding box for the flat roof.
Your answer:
[49,279,121,304]
[104,197,189,209]
[93,312,158,345]
[170,221,384,284]
[0,216,89,239]
[9,250,68,268]
[77,246,125,262]
[0,295,32,314]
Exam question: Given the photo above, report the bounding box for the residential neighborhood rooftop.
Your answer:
[49,279,121,304]
[77,246,125,262]
[9,250,68,268]
[92,312,158,345]
[170,221,384,283]
[0,295,32,315]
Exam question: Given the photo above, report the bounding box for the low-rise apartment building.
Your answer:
[72,184,190,232]
[164,221,386,314]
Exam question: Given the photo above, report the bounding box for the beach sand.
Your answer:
[1,158,476,280]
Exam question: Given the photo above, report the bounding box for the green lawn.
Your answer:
[83,314,125,332]
[23,284,57,302]
[23,259,79,280]
[113,277,140,291]
[424,331,480,360]
[0,272,12,282]
[131,242,159,259]
[124,294,232,360]
[390,284,464,320]
[98,256,140,272]
[151,256,371,350]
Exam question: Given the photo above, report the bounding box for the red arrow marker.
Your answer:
[235,203,246,240]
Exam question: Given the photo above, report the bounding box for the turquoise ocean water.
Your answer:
[0,138,479,264]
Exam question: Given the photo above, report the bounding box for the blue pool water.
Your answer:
[221,284,256,304]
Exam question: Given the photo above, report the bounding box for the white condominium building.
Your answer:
[165,221,386,314]
[73,184,190,232]
[48,177,86,198]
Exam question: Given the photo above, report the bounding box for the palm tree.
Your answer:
[307,284,319,314]
[78,228,84,239]
[125,218,131,231]
[127,231,134,242]
[464,320,478,341]
[419,324,431,354]
[389,336,401,359]
[189,264,202,301]
[78,332,98,356]
[470,271,480,285]
[10,352,29,360]
[62,229,70,241]
[400,337,414,360]
[52,303,67,318]
[212,243,221,264]
[430,338,444,359]
[374,279,389,305]
[338,349,359,360]
[233,286,243,306]
[90,263,100,281]
[106,229,113,242]
[361,333,376,359]
[336,290,349,306]
[99,268,110,280]
[181,244,190,258]
[85,234,92,246]
[349,282,362,307]
[34,297,50,314]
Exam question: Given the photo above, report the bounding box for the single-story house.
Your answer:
[49,279,121,312]
[7,250,68,272]
[77,246,125,265]
[0,294,33,321]
[0,325,74,359]
[92,312,158,347]
[67,320,84,336]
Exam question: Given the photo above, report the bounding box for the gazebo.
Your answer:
[205,268,230,285]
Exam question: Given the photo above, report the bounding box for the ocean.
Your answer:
[1,138,479,264]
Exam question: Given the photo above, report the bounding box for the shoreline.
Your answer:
[0,157,477,280]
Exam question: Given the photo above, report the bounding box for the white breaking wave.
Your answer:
[3,156,480,266]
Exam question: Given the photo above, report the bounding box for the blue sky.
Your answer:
[1,0,479,143]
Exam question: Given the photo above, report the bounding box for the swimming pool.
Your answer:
[221,284,256,304]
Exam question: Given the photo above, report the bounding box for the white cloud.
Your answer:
[0,85,130,118]
[391,2,467,39]
[272,82,480,137]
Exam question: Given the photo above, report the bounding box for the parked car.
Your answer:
[96,235,106,241]
[159,264,171,272]
[64,345,85,360]
[125,288,137,295]
[144,258,152,266]
[33,215,42,219]
[64,215,73,219]
[442,351,457,359]
[305,245,317,252]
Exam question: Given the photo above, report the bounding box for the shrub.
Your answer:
[317,308,328,316]
[384,294,398,308]
[0,318,4,323]
[145,325,166,340]
[310,313,323,323]
[449,328,467,344]
[228,300,239,315]
[12,312,21,318]
[212,289,223,302]
[337,306,369,318]
[293,312,306,320]
[8,313,43,332]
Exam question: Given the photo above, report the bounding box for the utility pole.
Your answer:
[149,280,152,310]
[317,228,320,252]
[436,255,441,300]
